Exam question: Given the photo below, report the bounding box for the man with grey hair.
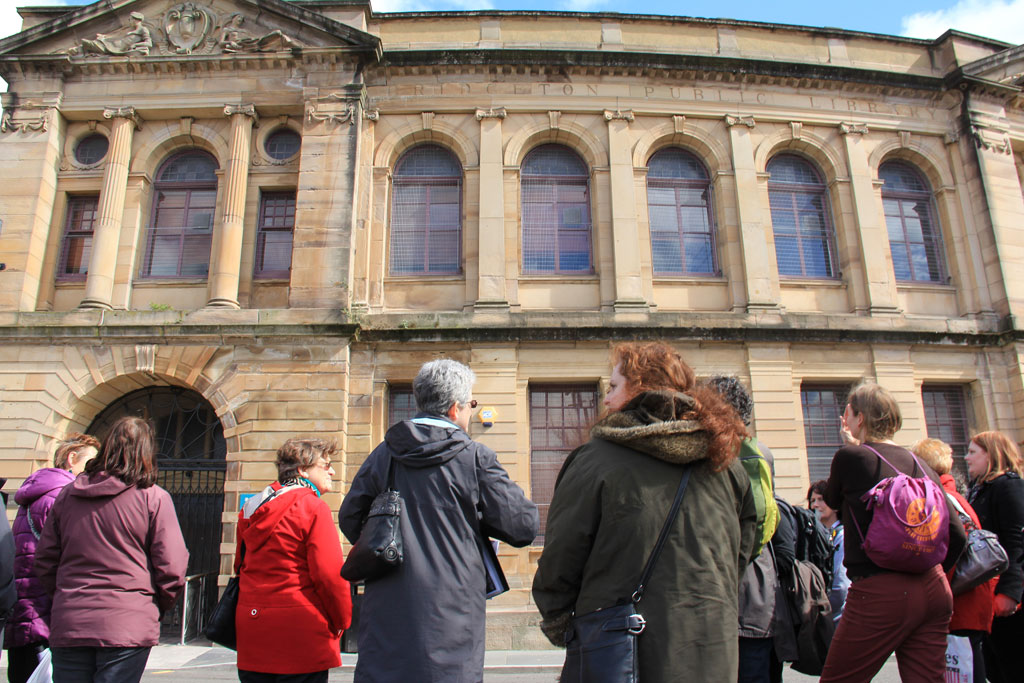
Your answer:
[339,359,538,683]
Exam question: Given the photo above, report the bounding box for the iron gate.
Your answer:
[88,385,227,642]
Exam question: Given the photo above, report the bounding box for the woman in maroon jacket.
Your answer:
[913,437,996,682]
[234,438,351,683]
[34,416,188,683]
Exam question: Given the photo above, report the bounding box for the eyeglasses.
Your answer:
[468,400,478,409]
[315,459,333,471]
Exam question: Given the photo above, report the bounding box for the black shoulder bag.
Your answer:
[205,487,286,649]
[341,456,404,582]
[560,465,693,683]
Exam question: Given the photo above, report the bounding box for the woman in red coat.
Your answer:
[234,438,352,683]
[913,438,996,683]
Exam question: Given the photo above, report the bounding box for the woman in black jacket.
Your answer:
[966,430,1024,683]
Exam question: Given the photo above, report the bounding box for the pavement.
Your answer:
[0,643,902,681]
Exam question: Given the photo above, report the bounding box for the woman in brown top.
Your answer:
[819,382,965,683]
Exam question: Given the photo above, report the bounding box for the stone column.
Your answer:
[726,115,780,311]
[475,107,509,309]
[0,92,64,312]
[839,122,900,315]
[79,106,140,310]
[968,109,1024,322]
[605,109,648,311]
[207,104,257,308]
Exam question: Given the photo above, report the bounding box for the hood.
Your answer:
[384,415,472,468]
[15,467,74,506]
[68,471,133,498]
[239,484,306,554]
[590,390,711,465]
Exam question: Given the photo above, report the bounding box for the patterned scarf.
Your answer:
[280,476,321,497]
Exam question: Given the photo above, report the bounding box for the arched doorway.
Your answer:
[88,385,227,641]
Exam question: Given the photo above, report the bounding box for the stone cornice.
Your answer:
[0,309,1016,348]
[379,49,948,94]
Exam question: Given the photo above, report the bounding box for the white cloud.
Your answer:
[560,0,610,10]
[901,0,1024,43]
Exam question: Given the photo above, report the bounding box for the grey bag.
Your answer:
[946,493,1009,596]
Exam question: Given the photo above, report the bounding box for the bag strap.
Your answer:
[23,506,40,541]
[632,465,692,605]
[944,492,976,530]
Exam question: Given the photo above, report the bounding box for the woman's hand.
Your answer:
[994,593,1019,618]
[840,413,860,447]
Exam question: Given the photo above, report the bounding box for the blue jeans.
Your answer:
[51,646,150,683]
[738,636,773,683]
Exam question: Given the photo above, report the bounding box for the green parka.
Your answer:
[532,390,758,683]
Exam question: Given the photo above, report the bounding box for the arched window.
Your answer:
[142,151,219,278]
[646,148,716,276]
[767,154,837,278]
[521,144,592,274]
[879,161,946,283]
[390,144,462,275]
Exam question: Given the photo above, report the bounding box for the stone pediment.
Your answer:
[961,43,1024,93]
[0,0,380,60]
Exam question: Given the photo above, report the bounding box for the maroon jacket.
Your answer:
[33,472,188,647]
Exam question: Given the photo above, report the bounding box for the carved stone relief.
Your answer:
[305,93,358,127]
[62,4,301,59]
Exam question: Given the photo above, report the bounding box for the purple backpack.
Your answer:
[851,445,950,573]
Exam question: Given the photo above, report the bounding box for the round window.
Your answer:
[264,128,301,161]
[74,134,110,165]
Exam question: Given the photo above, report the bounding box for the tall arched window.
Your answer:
[879,161,946,283]
[767,154,837,278]
[142,151,219,278]
[646,148,716,276]
[521,144,592,274]
[390,144,462,275]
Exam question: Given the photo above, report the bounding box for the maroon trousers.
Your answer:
[820,565,952,683]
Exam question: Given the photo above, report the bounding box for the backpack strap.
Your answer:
[631,465,692,604]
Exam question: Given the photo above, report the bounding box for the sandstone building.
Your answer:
[1,0,1023,645]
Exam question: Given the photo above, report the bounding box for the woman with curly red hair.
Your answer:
[533,342,758,682]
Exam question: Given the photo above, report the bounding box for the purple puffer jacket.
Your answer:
[4,467,74,648]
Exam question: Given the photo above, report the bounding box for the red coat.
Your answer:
[942,475,996,633]
[234,484,352,674]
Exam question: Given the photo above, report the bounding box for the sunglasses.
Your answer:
[468,400,478,409]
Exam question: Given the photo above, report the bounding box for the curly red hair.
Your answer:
[612,342,747,471]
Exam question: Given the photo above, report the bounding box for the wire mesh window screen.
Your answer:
[264,128,301,161]
[59,195,99,279]
[880,161,945,283]
[647,148,716,275]
[922,385,971,484]
[74,134,109,166]
[521,145,592,274]
[390,145,462,275]
[529,384,599,540]
[768,155,837,279]
[142,151,218,278]
[801,384,851,483]
[255,191,295,278]
[389,385,417,426]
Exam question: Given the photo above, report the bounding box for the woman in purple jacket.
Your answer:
[4,434,98,683]
[34,417,188,683]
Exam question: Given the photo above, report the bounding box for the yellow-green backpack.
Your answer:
[739,437,779,557]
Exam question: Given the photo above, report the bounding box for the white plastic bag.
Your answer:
[945,635,973,683]
[25,647,52,683]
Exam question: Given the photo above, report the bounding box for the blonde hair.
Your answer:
[971,431,1024,482]
[912,438,953,475]
[847,381,901,440]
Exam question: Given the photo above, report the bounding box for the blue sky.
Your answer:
[1,0,1022,43]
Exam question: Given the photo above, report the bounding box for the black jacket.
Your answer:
[339,415,538,683]
[969,472,1024,601]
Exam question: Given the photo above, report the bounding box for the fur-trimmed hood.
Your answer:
[591,390,710,465]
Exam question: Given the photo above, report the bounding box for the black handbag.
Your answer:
[204,570,240,649]
[561,465,692,683]
[946,493,1009,596]
[204,487,284,649]
[341,457,404,582]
